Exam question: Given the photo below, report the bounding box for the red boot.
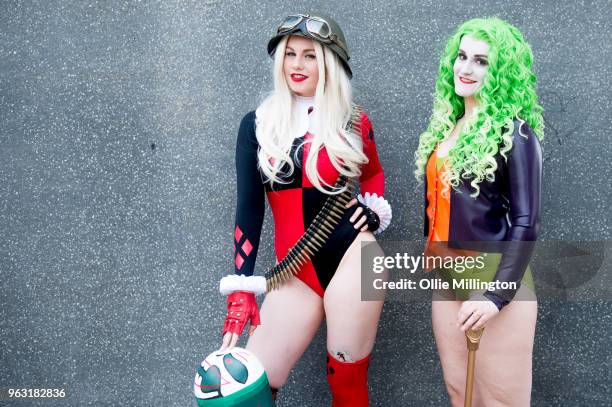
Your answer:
[326,352,371,407]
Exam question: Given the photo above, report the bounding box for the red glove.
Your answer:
[222,291,261,336]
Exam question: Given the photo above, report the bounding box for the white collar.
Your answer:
[294,95,315,109]
[292,95,315,138]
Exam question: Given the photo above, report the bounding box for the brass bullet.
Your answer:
[312,232,326,245]
[306,239,320,251]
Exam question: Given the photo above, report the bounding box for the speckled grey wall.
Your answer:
[1,0,610,406]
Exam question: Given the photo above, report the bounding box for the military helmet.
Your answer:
[267,13,352,78]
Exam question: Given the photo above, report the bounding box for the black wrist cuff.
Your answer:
[483,291,510,311]
[359,202,380,231]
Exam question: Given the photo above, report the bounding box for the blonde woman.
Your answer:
[218,13,391,406]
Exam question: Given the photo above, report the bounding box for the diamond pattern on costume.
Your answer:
[234,226,243,242]
[242,239,253,256]
[235,253,244,269]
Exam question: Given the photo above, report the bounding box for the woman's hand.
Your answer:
[220,325,258,351]
[219,291,260,350]
[457,294,500,332]
[346,198,380,232]
[346,198,369,232]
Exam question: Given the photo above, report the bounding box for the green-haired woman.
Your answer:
[415,18,543,406]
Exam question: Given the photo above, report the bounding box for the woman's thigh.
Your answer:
[432,295,468,407]
[474,294,537,407]
[246,276,324,388]
[324,232,384,361]
[432,287,537,407]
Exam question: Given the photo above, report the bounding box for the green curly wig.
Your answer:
[414,17,544,196]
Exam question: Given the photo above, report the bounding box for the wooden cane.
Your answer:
[464,328,484,407]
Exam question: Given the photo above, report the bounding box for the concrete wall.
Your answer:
[1,1,610,405]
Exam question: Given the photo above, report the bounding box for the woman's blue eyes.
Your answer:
[285,52,316,59]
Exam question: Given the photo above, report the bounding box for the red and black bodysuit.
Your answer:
[232,98,385,296]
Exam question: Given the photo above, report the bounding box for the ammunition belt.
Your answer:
[265,176,355,291]
[264,105,363,292]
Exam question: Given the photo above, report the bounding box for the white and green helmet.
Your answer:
[194,347,274,406]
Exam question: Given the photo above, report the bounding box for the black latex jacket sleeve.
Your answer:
[232,112,265,276]
[484,122,542,308]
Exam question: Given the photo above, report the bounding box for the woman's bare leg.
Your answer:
[323,232,384,406]
[324,232,384,360]
[432,286,537,407]
[246,276,324,389]
[472,295,537,407]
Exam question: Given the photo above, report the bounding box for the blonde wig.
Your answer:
[255,36,368,194]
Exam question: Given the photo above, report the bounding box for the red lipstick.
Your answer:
[459,77,476,84]
[291,73,308,82]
